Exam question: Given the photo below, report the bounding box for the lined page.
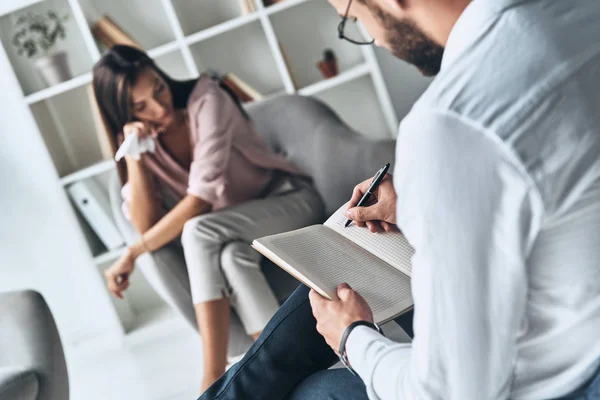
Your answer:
[255,225,412,322]
[324,203,414,277]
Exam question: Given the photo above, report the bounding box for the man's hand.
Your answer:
[309,283,374,352]
[346,174,398,232]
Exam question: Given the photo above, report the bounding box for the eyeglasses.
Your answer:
[337,0,375,45]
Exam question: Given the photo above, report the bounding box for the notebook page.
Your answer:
[255,225,412,323]
[324,203,414,277]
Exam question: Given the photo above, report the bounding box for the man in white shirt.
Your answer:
[199,0,600,399]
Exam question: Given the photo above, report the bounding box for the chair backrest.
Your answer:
[247,95,396,216]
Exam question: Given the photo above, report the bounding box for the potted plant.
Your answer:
[317,49,339,79]
[12,10,72,86]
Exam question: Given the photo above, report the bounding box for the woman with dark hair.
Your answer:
[94,45,324,390]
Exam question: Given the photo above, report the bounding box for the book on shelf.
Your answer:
[67,177,125,251]
[86,84,114,160]
[222,73,263,103]
[252,203,415,324]
[239,0,256,14]
[91,15,142,50]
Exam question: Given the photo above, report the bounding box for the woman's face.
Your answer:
[130,67,175,131]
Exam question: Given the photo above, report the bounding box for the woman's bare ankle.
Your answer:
[200,370,224,392]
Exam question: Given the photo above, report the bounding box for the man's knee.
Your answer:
[287,370,367,400]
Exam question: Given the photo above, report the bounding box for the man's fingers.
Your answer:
[381,221,392,232]
[345,205,379,222]
[337,283,353,301]
[348,186,365,209]
[309,288,326,307]
[380,221,399,232]
[366,221,383,233]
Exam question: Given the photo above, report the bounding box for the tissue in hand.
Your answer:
[115,131,156,161]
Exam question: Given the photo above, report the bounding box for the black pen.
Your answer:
[345,163,391,228]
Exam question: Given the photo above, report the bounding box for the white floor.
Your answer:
[65,315,205,400]
[64,312,411,400]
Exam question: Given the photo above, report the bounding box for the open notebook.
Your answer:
[252,204,415,324]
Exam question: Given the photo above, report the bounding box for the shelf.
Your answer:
[312,74,390,139]
[23,42,181,104]
[171,0,252,37]
[146,41,181,59]
[0,0,96,96]
[25,72,92,104]
[85,0,177,51]
[153,49,193,81]
[189,20,285,96]
[93,245,126,265]
[269,0,366,90]
[299,63,370,96]
[263,0,312,15]
[184,12,260,46]
[60,159,115,186]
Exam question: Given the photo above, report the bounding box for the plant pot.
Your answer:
[317,59,339,79]
[34,51,72,86]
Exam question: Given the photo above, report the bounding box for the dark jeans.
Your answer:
[198,284,600,400]
[198,284,409,400]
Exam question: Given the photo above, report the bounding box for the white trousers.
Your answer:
[180,177,324,335]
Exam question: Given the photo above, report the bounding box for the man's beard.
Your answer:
[375,7,445,76]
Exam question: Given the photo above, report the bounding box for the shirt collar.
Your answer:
[441,0,535,70]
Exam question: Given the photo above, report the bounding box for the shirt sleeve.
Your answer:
[187,88,235,204]
[345,109,544,400]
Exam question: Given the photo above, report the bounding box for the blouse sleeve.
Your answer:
[120,177,164,221]
[187,87,235,205]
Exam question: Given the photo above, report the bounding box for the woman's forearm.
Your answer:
[126,156,162,232]
[129,195,211,259]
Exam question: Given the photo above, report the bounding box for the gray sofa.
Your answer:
[0,290,68,400]
[109,94,396,356]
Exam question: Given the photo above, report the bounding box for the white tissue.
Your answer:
[114,131,156,161]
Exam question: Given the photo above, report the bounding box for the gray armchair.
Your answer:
[108,94,396,356]
[0,290,68,400]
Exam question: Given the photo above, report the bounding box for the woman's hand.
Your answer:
[123,121,152,139]
[345,173,398,233]
[104,248,137,299]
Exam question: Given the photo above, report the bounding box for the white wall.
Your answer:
[0,0,42,16]
[0,43,122,345]
[374,46,433,127]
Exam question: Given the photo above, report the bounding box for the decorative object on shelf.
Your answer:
[91,15,141,51]
[239,0,257,15]
[67,177,125,251]
[317,49,339,79]
[263,0,286,6]
[11,10,72,86]
[222,73,263,103]
[278,42,298,90]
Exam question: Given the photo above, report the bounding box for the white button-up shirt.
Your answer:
[346,0,600,399]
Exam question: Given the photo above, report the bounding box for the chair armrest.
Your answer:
[0,369,38,400]
[0,291,69,400]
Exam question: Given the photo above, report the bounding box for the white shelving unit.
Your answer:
[0,0,398,338]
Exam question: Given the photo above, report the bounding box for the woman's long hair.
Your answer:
[92,45,248,185]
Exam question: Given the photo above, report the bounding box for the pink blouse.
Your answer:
[121,76,305,218]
